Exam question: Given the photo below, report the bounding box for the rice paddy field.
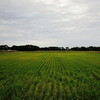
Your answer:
[0,51,100,100]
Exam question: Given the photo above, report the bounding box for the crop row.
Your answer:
[0,52,100,100]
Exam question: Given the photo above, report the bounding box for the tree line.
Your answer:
[0,45,100,51]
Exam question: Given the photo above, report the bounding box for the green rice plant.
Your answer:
[0,51,100,100]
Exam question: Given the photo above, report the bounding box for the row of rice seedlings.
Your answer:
[24,55,50,98]
[62,53,100,99]
[0,54,45,99]
[0,52,100,99]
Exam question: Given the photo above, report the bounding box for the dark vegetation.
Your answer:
[0,45,100,51]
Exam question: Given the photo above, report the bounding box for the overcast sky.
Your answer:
[0,0,100,47]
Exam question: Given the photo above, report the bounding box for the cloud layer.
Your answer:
[0,0,100,47]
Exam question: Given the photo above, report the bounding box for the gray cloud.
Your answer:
[0,0,100,47]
